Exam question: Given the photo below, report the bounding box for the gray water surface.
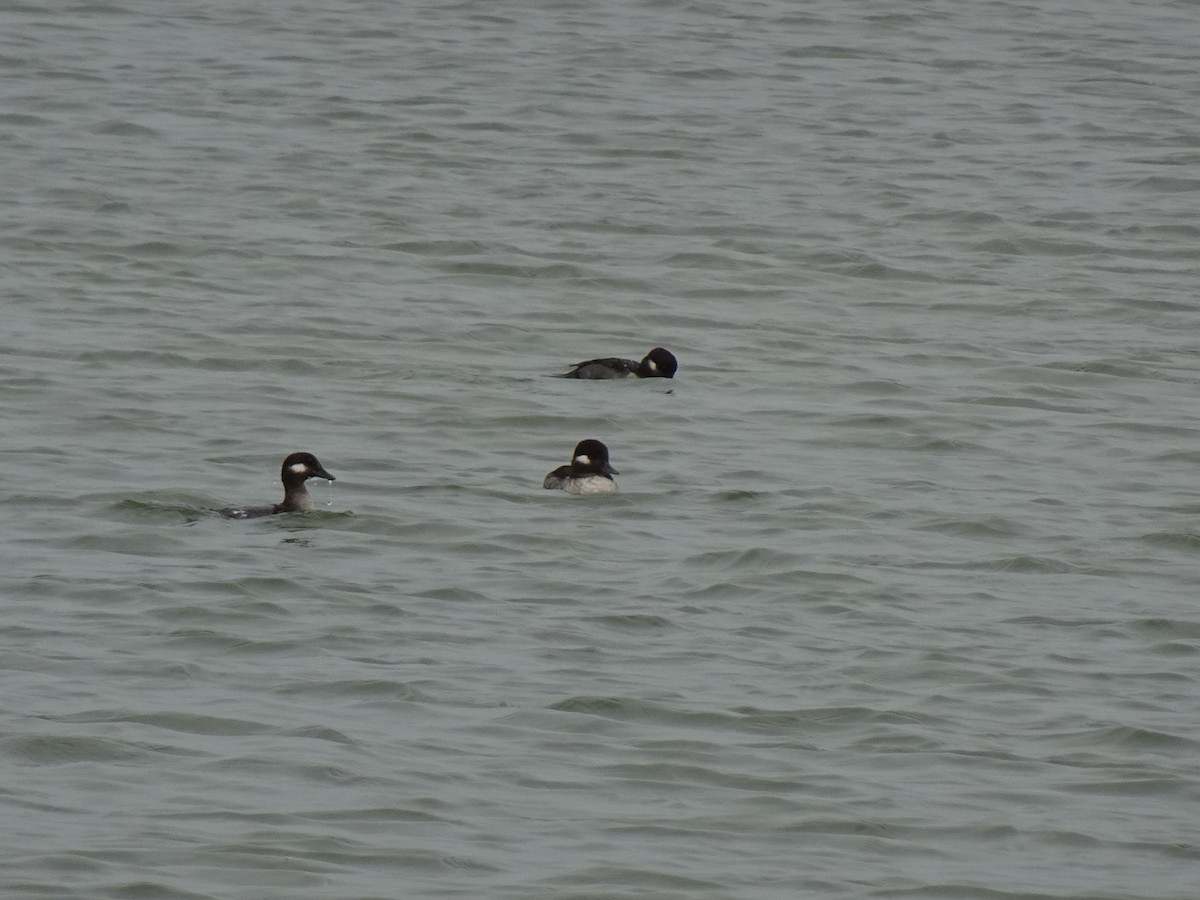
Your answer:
[3,1,1199,898]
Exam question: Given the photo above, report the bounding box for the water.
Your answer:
[3,0,1199,897]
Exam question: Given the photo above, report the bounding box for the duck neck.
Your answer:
[278,478,313,512]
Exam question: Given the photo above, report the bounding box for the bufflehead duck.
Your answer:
[543,439,619,494]
[221,451,336,519]
[557,347,677,380]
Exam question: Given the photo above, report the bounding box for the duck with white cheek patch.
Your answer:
[556,347,677,380]
[220,451,336,519]
[543,439,619,494]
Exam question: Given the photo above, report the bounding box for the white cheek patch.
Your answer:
[289,463,309,474]
[574,454,591,465]
[647,360,658,372]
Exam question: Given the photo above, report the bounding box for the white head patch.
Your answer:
[574,454,591,465]
[289,462,309,474]
[647,359,658,372]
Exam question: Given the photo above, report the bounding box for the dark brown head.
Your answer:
[569,439,617,477]
[637,347,678,378]
[280,451,335,486]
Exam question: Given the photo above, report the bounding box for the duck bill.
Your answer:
[602,463,618,477]
[312,467,335,482]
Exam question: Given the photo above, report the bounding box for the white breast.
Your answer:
[565,475,618,495]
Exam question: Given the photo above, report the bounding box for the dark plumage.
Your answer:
[557,347,677,380]
[543,439,619,494]
[221,451,336,519]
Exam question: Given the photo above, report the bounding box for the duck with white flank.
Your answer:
[543,439,619,494]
